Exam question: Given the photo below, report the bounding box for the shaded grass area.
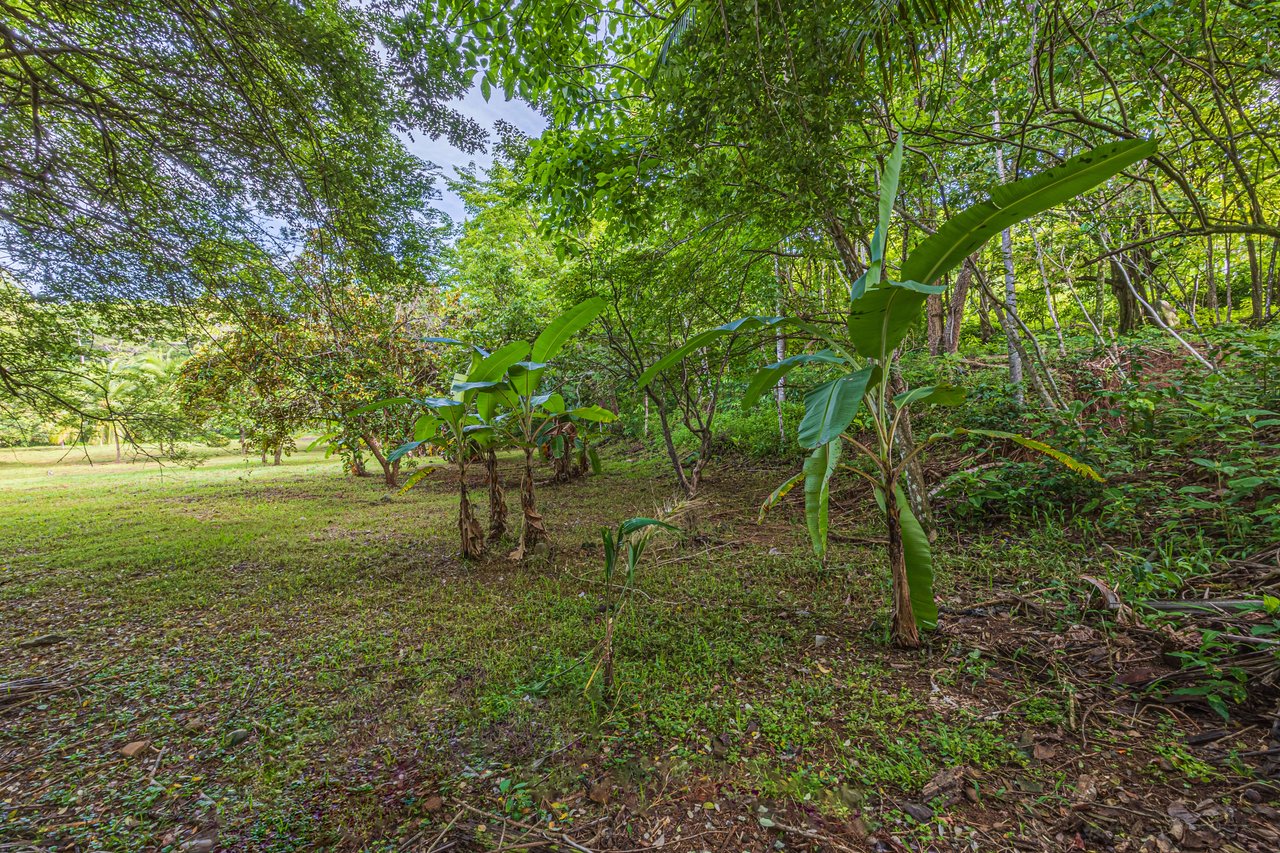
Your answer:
[0,445,1270,850]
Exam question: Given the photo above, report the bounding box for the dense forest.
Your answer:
[3,1,1280,851]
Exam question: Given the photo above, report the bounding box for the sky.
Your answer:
[400,85,547,224]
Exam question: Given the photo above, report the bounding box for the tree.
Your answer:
[2,0,466,420]
[641,136,1148,646]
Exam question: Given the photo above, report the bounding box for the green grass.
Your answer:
[0,442,1230,850]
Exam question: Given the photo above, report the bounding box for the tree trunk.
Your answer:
[774,263,787,444]
[273,444,283,466]
[1110,257,1142,334]
[1000,228,1023,402]
[1225,234,1233,318]
[485,448,507,543]
[1247,237,1264,323]
[113,428,122,463]
[945,257,974,354]
[1030,227,1067,356]
[239,425,247,455]
[992,103,1024,403]
[886,503,920,649]
[514,446,549,559]
[926,291,945,357]
[977,285,994,344]
[362,431,397,487]
[1206,235,1219,322]
[1266,237,1279,319]
[260,447,268,465]
[650,390,693,495]
[457,454,485,559]
[351,444,370,478]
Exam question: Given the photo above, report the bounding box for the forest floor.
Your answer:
[2,443,1278,852]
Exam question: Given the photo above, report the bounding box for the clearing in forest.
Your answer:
[2,445,1277,851]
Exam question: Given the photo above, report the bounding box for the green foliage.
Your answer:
[934,328,1280,554]
[900,140,1158,285]
[653,136,1142,645]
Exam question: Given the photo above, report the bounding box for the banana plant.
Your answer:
[639,135,1153,647]
[588,516,679,698]
[476,387,617,559]
[356,392,491,558]
[434,298,612,559]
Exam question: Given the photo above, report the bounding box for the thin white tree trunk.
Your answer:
[773,256,786,443]
[992,99,1025,403]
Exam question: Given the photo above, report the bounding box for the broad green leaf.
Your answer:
[539,392,566,414]
[849,270,870,302]
[477,386,518,421]
[953,428,1104,481]
[859,134,905,296]
[387,440,423,464]
[636,315,789,388]
[349,397,411,415]
[865,226,884,293]
[902,139,1158,285]
[758,471,804,522]
[470,340,531,382]
[413,414,441,441]
[424,336,488,356]
[876,134,905,261]
[798,367,875,448]
[531,297,606,363]
[568,404,617,422]
[893,385,966,408]
[619,517,680,537]
[418,397,467,421]
[475,391,501,422]
[743,350,846,409]
[802,441,841,557]
[846,281,943,359]
[450,370,470,402]
[451,379,506,397]
[587,446,602,474]
[894,487,937,630]
[600,527,617,582]
[508,361,548,397]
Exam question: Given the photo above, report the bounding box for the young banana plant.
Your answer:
[639,134,1154,647]
[430,298,613,560]
[363,393,491,559]
[589,516,680,698]
[364,343,530,558]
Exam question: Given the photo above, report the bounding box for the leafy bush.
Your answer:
[711,400,805,460]
[932,328,1280,554]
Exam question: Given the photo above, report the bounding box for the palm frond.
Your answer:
[652,1,698,83]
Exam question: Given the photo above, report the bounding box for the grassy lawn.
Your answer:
[1,444,1273,851]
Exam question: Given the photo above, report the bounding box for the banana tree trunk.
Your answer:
[485,448,507,543]
[457,454,485,559]
[886,503,920,649]
[553,439,572,482]
[515,446,549,558]
[602,613,615,696]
